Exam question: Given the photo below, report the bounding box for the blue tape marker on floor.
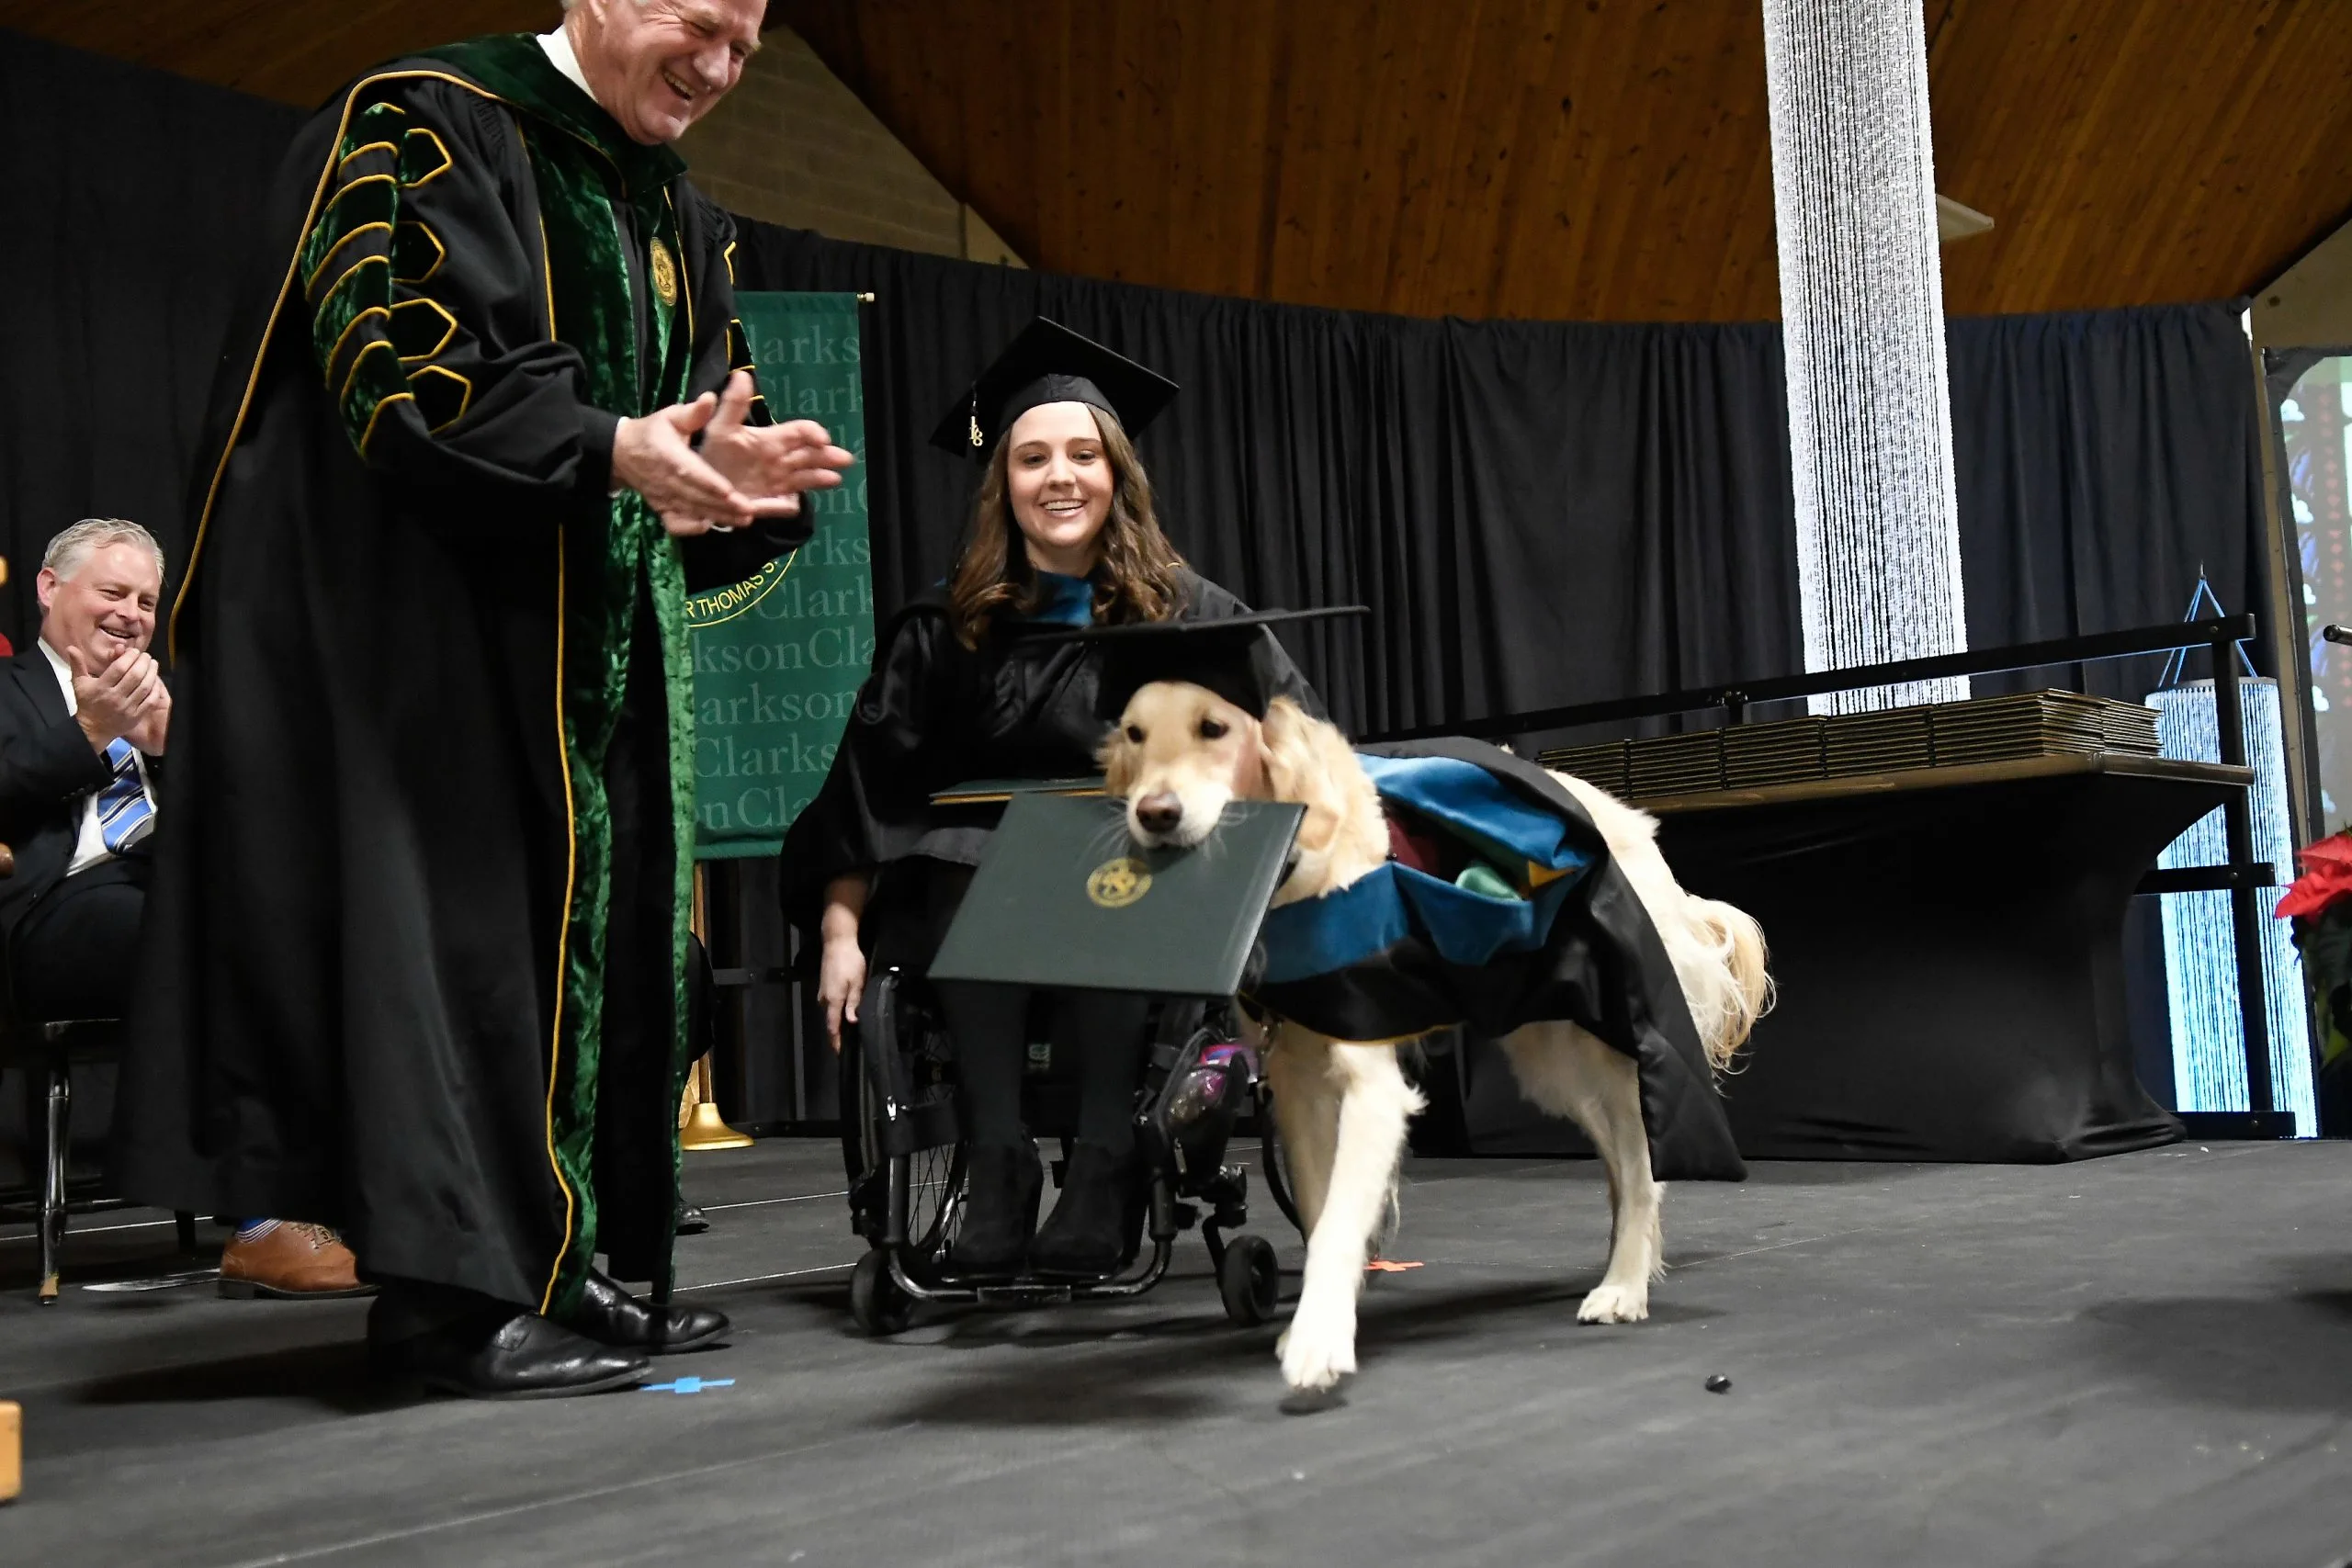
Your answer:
[642,1376,736,1394]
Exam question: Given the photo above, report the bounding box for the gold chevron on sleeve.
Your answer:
[335,139,398,175]
[304,222,392,301]
[391,220,446,285]
[389,296,459,362]
[322,303,390,387]
[321,172,396,223]
[407,364,473,434]
[399,126,453,190]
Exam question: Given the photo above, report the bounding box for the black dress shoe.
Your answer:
[1029,1141,1141,1277]
[378,1310,649,1400]
[950,1144,1043,1275]
[675,1203,711,1235]
[564,1269,730,1354]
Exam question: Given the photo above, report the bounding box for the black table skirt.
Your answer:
[1453,756,2249,1164]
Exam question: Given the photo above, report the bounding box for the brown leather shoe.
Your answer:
[218,1222,376,1300]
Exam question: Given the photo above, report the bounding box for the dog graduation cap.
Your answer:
[1051,605,1371,720]
[927,318,1179,458]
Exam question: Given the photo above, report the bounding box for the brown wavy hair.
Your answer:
[946,404,1188,647]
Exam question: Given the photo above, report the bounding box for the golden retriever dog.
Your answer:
[1101,682,1770,1394]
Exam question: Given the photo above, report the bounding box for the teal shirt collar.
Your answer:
[1023,570,1098,627]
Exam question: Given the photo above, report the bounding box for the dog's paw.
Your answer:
[1279,1304,1358,1392]
[1577,1282,1650,1324]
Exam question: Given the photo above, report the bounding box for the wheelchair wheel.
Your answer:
[842,969,967,1262]
[845,1052,968,1260]
[850,1247,913,1336]
[1218,1233,1281,1325]
[903,1141,967,1258]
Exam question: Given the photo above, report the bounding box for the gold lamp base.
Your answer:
[681,1100,754,1152]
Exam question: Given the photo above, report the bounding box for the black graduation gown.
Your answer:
[112,36,803,1313]
[780,571,1310,961]
[1250,738,1746,1182]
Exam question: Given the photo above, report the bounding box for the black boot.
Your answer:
[1029,1141,1139,1278]
[951,1144,1043,1275]
[563,1268,730,1355]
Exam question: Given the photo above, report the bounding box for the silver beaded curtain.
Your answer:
[1762,0,1969,712]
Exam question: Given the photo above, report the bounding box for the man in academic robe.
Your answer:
[114,0,854,1398]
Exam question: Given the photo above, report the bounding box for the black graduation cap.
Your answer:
[927,318,1179,459]
[1047,605,1370,720]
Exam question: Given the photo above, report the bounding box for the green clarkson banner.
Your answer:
[685,291,873,859]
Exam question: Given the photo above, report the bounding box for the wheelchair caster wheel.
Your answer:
[851,1247,913,1336]
[1219,1234,1280,1326]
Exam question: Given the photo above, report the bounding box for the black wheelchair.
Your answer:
[839,965,1302,1335]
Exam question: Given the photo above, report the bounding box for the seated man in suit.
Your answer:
[4,518,364,1298]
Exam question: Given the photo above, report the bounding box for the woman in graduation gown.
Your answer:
[783,320,1314,1276]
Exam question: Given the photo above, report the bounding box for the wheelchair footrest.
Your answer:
[974,1283,1075,1308]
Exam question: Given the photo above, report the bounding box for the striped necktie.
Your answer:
[96,739,154,853]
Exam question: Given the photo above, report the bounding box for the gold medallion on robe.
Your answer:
[649,238,679,307]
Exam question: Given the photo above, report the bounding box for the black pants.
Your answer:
[590,589,684,1283]
[939,983,1154,1156]
[13,857,147,1020]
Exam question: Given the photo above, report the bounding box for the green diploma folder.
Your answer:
[927,794,1306,998]
[929,776,1105,807]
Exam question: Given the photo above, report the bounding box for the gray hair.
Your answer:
[44,518,165,582]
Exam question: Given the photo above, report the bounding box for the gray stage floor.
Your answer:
[4,1138,2350,1568]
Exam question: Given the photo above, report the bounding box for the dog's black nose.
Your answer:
[1136,792,1183,835]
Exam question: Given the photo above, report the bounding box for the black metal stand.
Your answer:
[700,857,833,1133]
[1368,615,2285,1125]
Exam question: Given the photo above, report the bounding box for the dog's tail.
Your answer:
[1684,897,1772,1074]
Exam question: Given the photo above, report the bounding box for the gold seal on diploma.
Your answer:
[1086,857,1152,909]
[650,238,679,307]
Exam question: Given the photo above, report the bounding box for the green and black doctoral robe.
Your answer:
[114,35,802,1314]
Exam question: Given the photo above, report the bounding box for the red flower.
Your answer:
[2277,831,2352,919]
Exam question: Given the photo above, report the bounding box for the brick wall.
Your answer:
[680,25,1024,268]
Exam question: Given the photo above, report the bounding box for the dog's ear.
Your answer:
[1261,696,1353,849]
[1097,718,1138,795]
[1257,696,1315,804]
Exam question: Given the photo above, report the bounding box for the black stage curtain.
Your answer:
[0,38,2276,1149]
[733,223,2269,738]
[0,30,2269,730]
[0,34,298,1180]
[0,30,301,638]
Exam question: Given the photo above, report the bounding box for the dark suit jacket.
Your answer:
[0,645,119,942]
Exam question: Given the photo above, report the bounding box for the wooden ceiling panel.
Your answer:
[783,0,2352,321]
[0,1,558,107]
[9,0,2352,320]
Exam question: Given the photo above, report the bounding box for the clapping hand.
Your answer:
[611,373,856,539]
[66,645,169,755]
[610,392,763,536]
[698,372,856,533]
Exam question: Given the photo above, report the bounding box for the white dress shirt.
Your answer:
[39,638,158,876]
[539,26,594,96]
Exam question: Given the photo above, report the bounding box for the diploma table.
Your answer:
[1634,753,2250,1162]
